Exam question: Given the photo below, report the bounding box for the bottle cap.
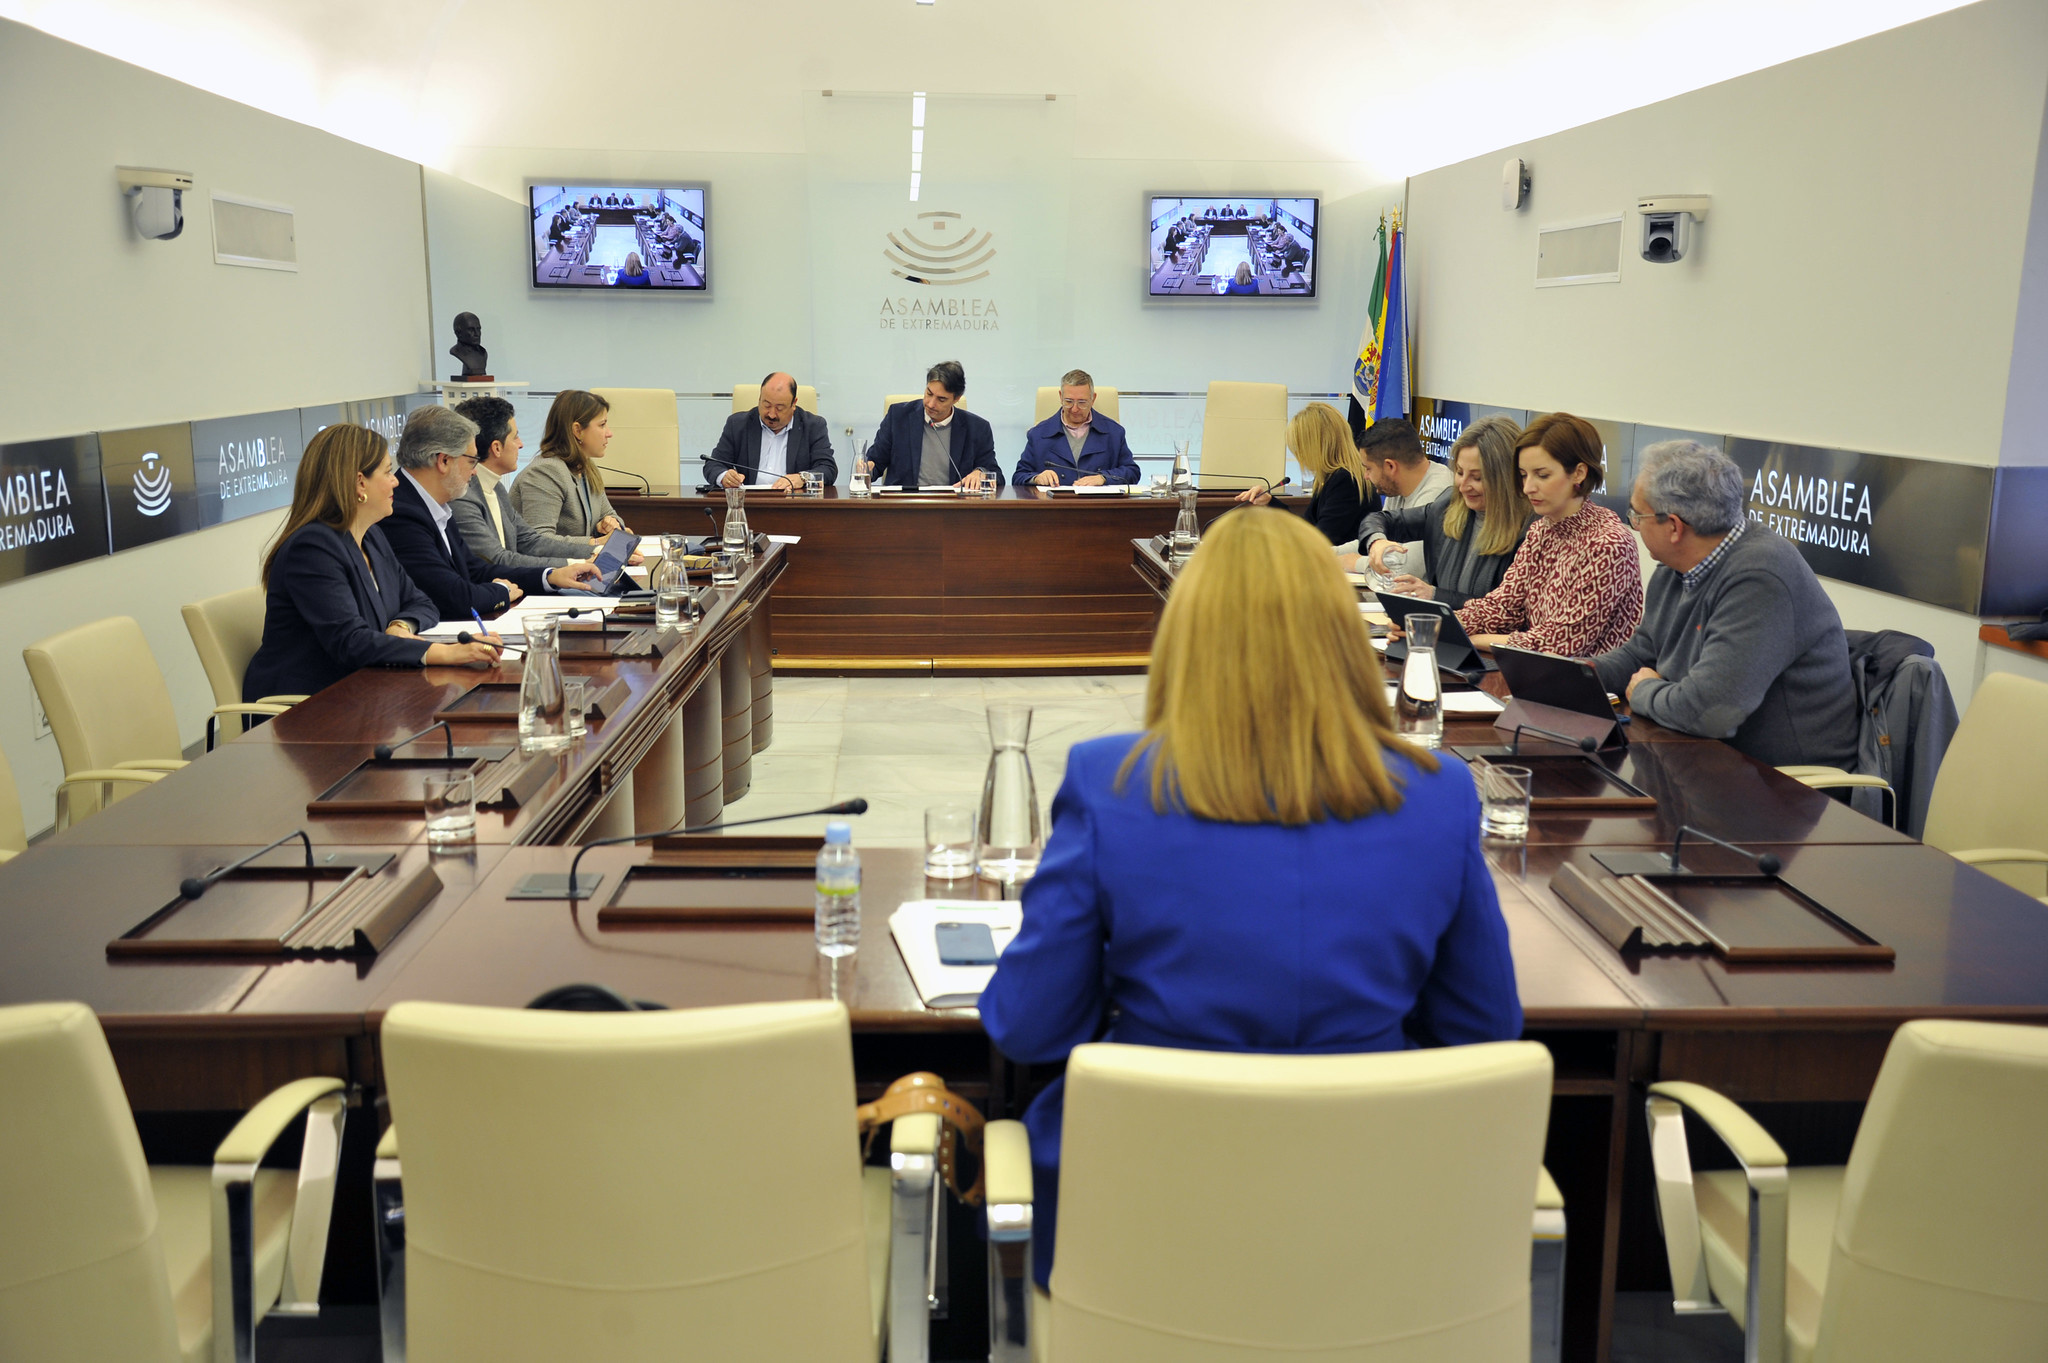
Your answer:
[824,821,851,844]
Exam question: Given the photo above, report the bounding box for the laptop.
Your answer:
[1375,592,1498,678]
[1491,644,1625,725]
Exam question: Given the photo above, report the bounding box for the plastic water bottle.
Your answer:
[814,821,861,958]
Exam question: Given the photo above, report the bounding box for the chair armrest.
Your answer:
[116,758,188,772]
[372,1127,405,1363]
[1773,765,1842,779]
[984,1121,1035,1362]
[1950,847,2048,867]
[984,1120,1033,1209]
[1535,1164,1564,1212]
[63,768,165,787]
[891,1111,941,1157]
[1784,771,1896,827]
[256,694,310,706]
[1647,1082,1786,1167]
[211,1079,347,1362]
[376,1124,399,1160]
[1532,1165,1567,1363]
[213,703,291,719]
[889,1114,942,1363]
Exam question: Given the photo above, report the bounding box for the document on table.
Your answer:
[1069,485,1128,496]
[767,534,801,545]
[1383,681,1505,715]
[889,899,1022,1009]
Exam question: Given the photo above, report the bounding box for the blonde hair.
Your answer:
[1118,507,1435,824]
[1285,401,1370,498]
[1440,414,1532,557]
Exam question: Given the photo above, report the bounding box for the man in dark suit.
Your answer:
[704,373,839,491]
[384,405,603,619]
[858,359,1001,489]
[1013,368,1140,486]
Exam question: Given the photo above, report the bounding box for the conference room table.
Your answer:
[5,534,2048,1362]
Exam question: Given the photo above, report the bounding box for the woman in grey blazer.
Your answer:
[511,390,632,538]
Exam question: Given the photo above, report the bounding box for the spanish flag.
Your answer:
[1351,211,1409,433]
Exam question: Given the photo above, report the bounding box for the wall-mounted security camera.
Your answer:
[1501,157,1530,211]
[117,166,194,241]
[1637,194,1709,264]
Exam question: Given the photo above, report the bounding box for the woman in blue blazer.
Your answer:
[979,506,1523,1290]
[245,423,503,701]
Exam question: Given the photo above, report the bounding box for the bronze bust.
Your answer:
[449,312,490,381]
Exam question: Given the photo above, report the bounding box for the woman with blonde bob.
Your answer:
[981,507,1522,1292]
[1235,400,1372,544]
[1359,413,1533,607]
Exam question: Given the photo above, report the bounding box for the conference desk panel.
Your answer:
[617,488,1282,667]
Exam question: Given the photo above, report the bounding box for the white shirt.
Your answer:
[758,416,793,483]
[403,470,456,557]
[926,412,954,430]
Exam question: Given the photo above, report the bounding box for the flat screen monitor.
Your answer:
[1148,196,1317,299]
[528,183,708,292]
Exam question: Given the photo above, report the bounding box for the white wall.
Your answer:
[1404,0,2048,707]
[0,20,431,835]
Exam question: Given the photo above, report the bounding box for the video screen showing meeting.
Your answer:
[528,184,708,291]
[1149,196,1317,298]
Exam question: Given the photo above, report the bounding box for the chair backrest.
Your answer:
[0,1002,179,1362]
[0,742,25,861]
[731,383,820,415]
[1052,1040,1553,1361]
[1199,380,1287,487]
[380,999,873,1359]
[1921,671,2048,882]
[884,393,967,415]
[589,387,681,496]
[23,616,183,775]
[181,586,267,710]
[1034,386,1121,424]
[1813,1019,2048,1361]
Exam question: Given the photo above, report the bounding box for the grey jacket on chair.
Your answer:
[452,471,594,571]
[510,455,620,539]
[1839,633,1959,839]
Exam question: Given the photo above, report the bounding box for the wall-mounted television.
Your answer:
[1147,195,1317,299]
[527,182,709,292]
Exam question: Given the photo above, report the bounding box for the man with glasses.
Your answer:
[1593,440,1856,767]
[705,372,838,493]
[386,404,602,618]
[1014,369,1140,487]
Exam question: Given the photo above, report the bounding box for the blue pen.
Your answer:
[470,609,494,648]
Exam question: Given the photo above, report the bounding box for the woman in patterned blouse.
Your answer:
[1456,412,1644,657]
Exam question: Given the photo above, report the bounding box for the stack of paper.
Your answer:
[888,899,1021,1009]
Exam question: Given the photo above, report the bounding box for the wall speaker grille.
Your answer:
[211,193,297,271]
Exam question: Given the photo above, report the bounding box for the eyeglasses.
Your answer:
[1625,509,1666,530]
[444,451,481,467]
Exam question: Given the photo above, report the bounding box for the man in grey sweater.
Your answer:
[1593,440,1858,769]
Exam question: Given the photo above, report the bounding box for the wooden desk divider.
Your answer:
[1551,860,1894,963]
[596,834,827,926]
[109,853,440,958]
[474,749,556,810]
[433,683,522,723]
[308,756,486,816]
[1449,749,1657,811]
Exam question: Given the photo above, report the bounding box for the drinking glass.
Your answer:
[562,677,591,739]
[802,470,824,497]
[710,551,739,587]
[655,584,686,629]
[1149,473,1170,498]
[1477,763,1534,840]
[423,771,476,846]
[924,804,977,880]
[1369,544,1409,596]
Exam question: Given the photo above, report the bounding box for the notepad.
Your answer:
[889,899,1021,1009]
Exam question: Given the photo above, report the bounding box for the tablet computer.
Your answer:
[588,529,639,592]
[1375,592,1497,676]
[1491,644,1619,722]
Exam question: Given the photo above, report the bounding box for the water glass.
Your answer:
[423,771,476,846]
[1149,473,1170,498]
[710,551,739,586]
[924,804,977,880]
[801,469,824,496]
[562,677,591,739]
[655,584,686,628]
[1370,544,1410,596]
[1477,763,1534,840]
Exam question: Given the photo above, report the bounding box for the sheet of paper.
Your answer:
[888,899,1022,1009]
[918,484,960,492]
[767,534,802,545]
[1070,484,1127,496]
[1384,681,1505,715]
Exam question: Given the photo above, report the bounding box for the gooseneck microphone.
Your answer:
[1195,474,1290,494]
[180,829,314,901]
[603,466,653,496]
[374,720,457,762]
[1666,825,1782,877]
[1510,724,1598,754]
[565,799,871,902]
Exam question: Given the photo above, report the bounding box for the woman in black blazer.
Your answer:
[1234,401,1376,543]
[244,423,503,701]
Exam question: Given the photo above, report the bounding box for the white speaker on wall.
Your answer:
[1501,158,1530,211]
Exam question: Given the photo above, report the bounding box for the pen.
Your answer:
[470,609,498,650]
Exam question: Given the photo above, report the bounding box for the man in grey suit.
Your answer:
[450,396,609,570]
[705,372,838,491]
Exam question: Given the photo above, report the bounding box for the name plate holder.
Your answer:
[308,755,488,817]
[1552,859,1893,964]
[109,852,440,958]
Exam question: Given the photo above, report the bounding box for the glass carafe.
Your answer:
[1396,612,1443,749]
[849,439,872,496]
[518,613,574,753]
[723,486,752,560]
[652,534,690,629]
[1170,441,1193,491]
[1170,488,1201,559]
[976,703,1043,886]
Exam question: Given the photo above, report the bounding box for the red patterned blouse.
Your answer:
[1455,501,1644,657]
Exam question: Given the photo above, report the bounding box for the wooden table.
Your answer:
[615,486,1281,670]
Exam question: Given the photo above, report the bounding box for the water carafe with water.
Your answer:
[976,703,1043,885]
[1170,488,1201,560]
[1396,612,1443,749]
[723,486,752,560]
[517,613,574,753]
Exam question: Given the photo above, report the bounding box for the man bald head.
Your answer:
[759,372,798,433]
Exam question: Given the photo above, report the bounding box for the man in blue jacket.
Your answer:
[1014,369,1140,487]
[858,359,1001,489]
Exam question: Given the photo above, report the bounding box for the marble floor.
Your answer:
[718,673,1151,846]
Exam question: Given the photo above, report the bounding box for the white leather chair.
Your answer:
[0,740,27,863]
[0,1001,345,1363]
[180,588,305,750]
[590,387,682,495]
[23,616,189,828]
[1645,1018,2048,1363]
[1001,1039,1559,1363]
[732,382,820,414]
[1198,380,1287,490]
[374,999,939,1362]
[1033,387,1120,424]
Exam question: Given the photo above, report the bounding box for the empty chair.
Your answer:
[376,998,939,1362]
[180,587,306,749]
[1919,671,2048,895]
[1645,1018,2048,1363]
[588,387,682,495]
[23,616,189,828]
[1033,386,1121,424]
[731,382,820,414]
[1198,380,1288,489]
[0,1001,344,1363]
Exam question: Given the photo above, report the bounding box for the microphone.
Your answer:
[374,721,456,762]
[180,829,314,901]
[1510,724,1598,754]
[703,507,723,539]
[564,799,871,902]
[560,605,611,627]
[1665,824,1782,877]
[603,466,652,496]
[1198,474,1291,493]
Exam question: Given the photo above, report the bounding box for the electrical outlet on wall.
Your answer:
[31,693,51,740]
